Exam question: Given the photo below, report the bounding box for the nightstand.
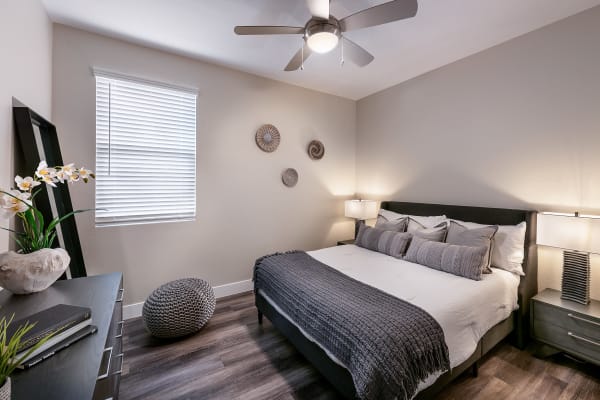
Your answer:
[337,239,355,246]
[531,288,600,366]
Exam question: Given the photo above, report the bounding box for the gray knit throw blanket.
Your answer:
[254,251,450,400]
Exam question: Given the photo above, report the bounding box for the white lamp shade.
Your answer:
[345,200,378,220]
[537,212,600,254]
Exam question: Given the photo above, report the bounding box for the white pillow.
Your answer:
[449,219,526,276]
[378,209,447,228]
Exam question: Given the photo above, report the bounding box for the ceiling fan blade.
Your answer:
[234,26,304,35]
[343,37,374,67]
[340,0,418,32]
[306,0,330,20]
[284,44,312,71]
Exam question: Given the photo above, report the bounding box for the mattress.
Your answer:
[259,244,520,393]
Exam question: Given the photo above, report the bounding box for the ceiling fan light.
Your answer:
[306,32,339,54]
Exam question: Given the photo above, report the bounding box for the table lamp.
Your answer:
[344,200,378,238]
[537,212,600,304]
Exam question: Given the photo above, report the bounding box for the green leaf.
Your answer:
[45,209,93,235]
[30,187,43,200]
[0,314,56,381]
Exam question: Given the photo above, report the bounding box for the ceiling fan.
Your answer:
[234,0,418,71]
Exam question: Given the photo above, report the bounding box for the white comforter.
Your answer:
[268,244,520,392]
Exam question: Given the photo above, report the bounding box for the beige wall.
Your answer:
[0,1,53,252]
[52,24,356,305]
[356,7,600,299]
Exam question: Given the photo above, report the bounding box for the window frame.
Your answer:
[93,69,198,228]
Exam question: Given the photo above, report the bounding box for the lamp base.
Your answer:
[561,250,590,305]
[354,219,365,239]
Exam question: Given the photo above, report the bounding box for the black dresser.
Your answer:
[0,273,124,400]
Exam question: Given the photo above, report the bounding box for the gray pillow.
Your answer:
[407,218,448,242]
[445,221,498,273]
[355,225,412,259]
[374,216,408,232]
[404,236,488,281]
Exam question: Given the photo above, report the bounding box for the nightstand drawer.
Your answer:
[533,301,600,341]
[533,320,600,364]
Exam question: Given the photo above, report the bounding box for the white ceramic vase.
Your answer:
[0,377,10,400]
[0,248,70,294]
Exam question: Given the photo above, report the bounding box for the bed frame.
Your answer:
[255,201,538,399]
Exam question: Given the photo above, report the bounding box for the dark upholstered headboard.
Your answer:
[380,201,538,348]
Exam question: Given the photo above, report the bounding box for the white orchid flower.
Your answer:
[14,175,41,192]
[0,190,8,208]
[68,172,80,183]
[77,167,94,183]
[35,161,53,178]
[35,161,58,187]
[0,190,31,217]
[41,175,57,187]
[63,163,75,178]
[56,163,76,183]
[57,163,82,183]
[55,170,67,183]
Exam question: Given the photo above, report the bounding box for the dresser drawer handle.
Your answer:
[567,313,600,327]
[115,320,124,339]
[116,288,124,303]
[568,332,600,347]
[97,347,113,380]
[113,353,124,375]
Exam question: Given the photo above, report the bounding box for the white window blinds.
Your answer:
[94,71,197,227]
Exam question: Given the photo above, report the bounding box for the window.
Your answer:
[94,70,197,226]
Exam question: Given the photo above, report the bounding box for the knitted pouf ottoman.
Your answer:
[142,278,216,338]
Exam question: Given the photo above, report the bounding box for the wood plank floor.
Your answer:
[121,292,600,400]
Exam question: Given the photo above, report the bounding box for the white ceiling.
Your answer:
[42,0,600,100]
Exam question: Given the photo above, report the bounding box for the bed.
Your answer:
[255,201,538,399]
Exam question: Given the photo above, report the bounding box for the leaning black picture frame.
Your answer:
[12,101,87,278]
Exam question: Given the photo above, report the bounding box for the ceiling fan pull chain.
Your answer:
[341,38,345,67]
[301,41,304,70]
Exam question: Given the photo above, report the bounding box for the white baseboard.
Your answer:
[123,302,144,320]
[212,279,253,298]
[122,279,253,320]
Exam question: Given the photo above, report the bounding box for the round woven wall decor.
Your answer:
[307,140,325,160]
[282,168,298,187]
[255,124,281,152]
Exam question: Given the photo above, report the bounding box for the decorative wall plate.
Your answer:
[281,168,298,187]
[307,140,325,160]
[255,124,281,152]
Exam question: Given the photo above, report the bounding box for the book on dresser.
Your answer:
[18,324,98,370]
[8,304,93,365]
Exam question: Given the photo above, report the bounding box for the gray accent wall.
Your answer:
[51,25,356,305]
[356,7,600,299]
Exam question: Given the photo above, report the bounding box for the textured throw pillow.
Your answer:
[449,219,526,276]
[355,225,412,259]
[407,219,448,242]
[445,221,498,273]
[377,209,447,228]
[404,237,488,281]
[377,209,407,221]
[374,216,408,232]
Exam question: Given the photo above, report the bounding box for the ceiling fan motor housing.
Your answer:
[305,17,341,38]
